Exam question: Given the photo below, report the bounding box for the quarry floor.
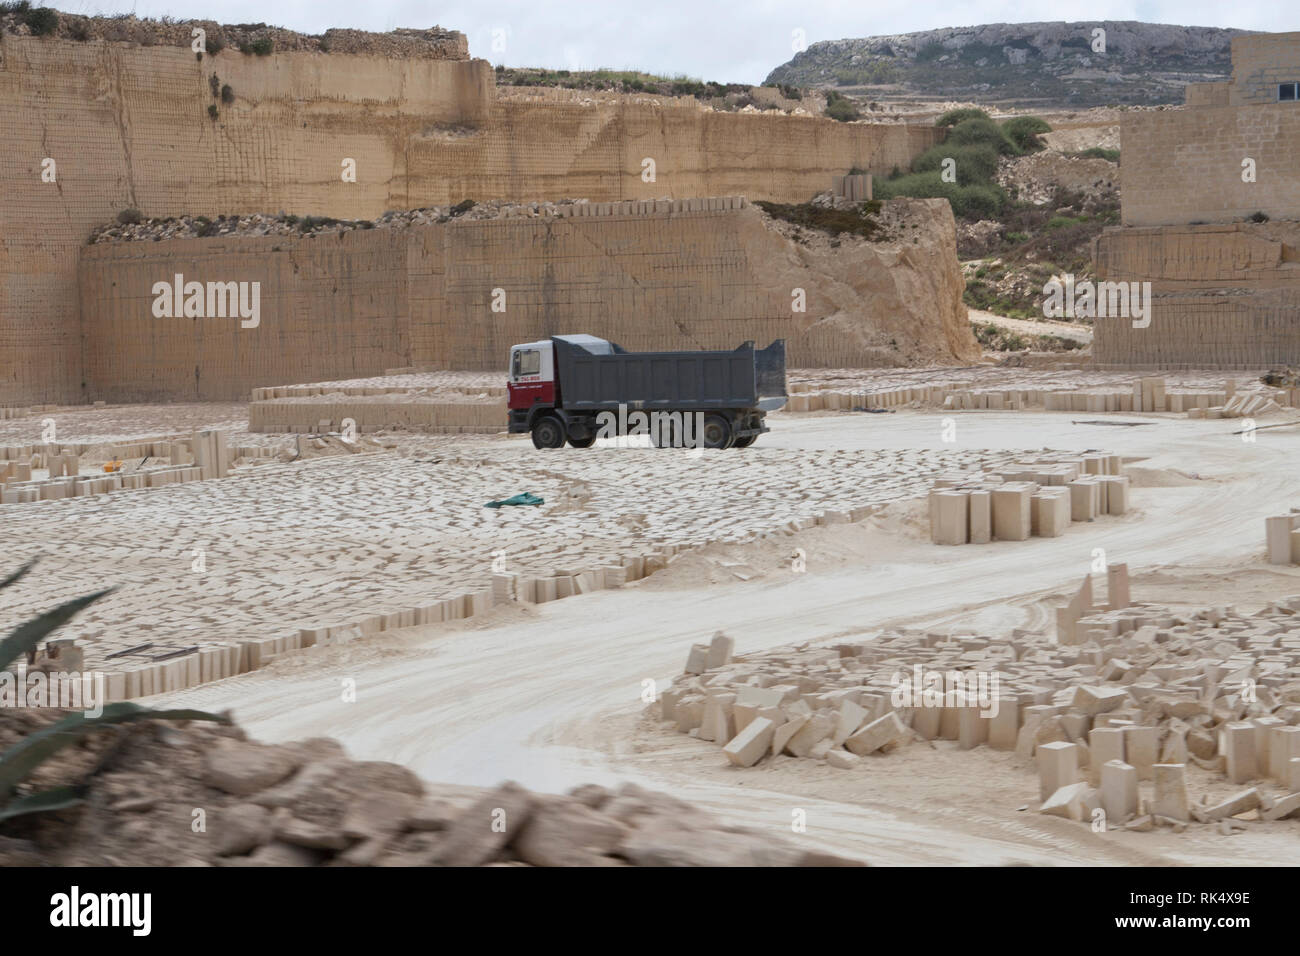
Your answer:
[92,405,1298,867]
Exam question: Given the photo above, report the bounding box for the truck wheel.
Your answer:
[732,434,756,448]
[531,416,566,449]
[567,435,596,448]
[702,414,733,450]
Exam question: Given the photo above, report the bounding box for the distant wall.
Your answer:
[0,34,941,406]
[1120,105,1300,226]
[1092,222,1300,367]
[1184,81,1229,106]
[1229,33,1300,105]
[80,198,976,401]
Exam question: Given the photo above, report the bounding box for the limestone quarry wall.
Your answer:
[1120,104,1300,226]
[1092,222,1300,367]
[79,198,976,402]
[0,34,941,406]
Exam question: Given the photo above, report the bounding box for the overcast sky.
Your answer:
[55,1,1294,83]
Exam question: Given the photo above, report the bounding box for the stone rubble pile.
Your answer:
[660,572,1300,831]
[0,711,854,867]
[88,198,751,245]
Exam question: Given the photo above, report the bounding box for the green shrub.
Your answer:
[22,5,57,35]
[239,36,273,56]
[874,172,1007,218]
[944,117,1017,155]
[1073,146,1119,162]
[754,199,881,239]
[450,199,476,216]
[207,104,218,120]
[935,107,989,128]
[205,36,225,55]
[1249,211,1270,223]
[1001,116,1051,153]
[0,2,32,15]
[208,73,220,97]
[824,90,860,123]
[221,84,234,105]
[116,208,142,225]
[911,143,1000,186]
[68,20,89,41]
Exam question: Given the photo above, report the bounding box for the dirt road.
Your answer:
[160,409,1300,864]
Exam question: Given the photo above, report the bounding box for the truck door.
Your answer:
[508,342,555,410]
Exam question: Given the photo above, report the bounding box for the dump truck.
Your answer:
[507,335,787,450]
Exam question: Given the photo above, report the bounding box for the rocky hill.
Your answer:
[765,21,1248,108]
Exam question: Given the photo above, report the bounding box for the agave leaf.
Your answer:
[0,702,227,800]
[0,558,39,592]
[0,587,114,673]
[0,784,86,823]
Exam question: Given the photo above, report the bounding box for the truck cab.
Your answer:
[508,339,555,413]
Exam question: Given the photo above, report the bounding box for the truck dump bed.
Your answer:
[552,337,787,412]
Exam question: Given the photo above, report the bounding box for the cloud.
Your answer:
[70,0,1298,83]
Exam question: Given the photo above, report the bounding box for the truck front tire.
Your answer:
[531,416,566,449]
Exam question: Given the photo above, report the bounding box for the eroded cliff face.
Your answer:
[746,198,979,368]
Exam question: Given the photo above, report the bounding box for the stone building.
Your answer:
[1093,32,1300,368]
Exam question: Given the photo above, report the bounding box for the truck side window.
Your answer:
[511,351,521,379]
[518,350,540,376]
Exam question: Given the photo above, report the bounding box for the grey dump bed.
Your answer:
[552,337,787,411]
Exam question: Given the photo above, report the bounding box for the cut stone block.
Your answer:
[958,705,988,750]
[705,632,735,669]
[723,717,775,768]
[1039,782,1094,821]
[987,697,1018,750]
[931,490,969,546]
[1067,478,1099,522]
[1038,740,1079,800]
[1273,727,1300,783]
[1073,685,1129,716]
[786,714,834,758]
[1266,515,1295,565]
[825,750,860,770]
[1097,475,1130,515]
[844,711,908,756]
[1261,792,1300,821]
[968,490,992,544]
[1151,763,1189,822]
[831,699,870,747]
[991,484,1033,541]
[772,716,808,756]
[684,643,710,675]
[1100,759,1139,825]
[1193,788,1260,823]
[698,693,736,743]
[1088,727,1125,784]
[1223,721,1258,783]
[1123,725,1158,781]
[1031,489,1071,538]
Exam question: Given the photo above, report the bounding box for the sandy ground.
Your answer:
[154,409,1300,865]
